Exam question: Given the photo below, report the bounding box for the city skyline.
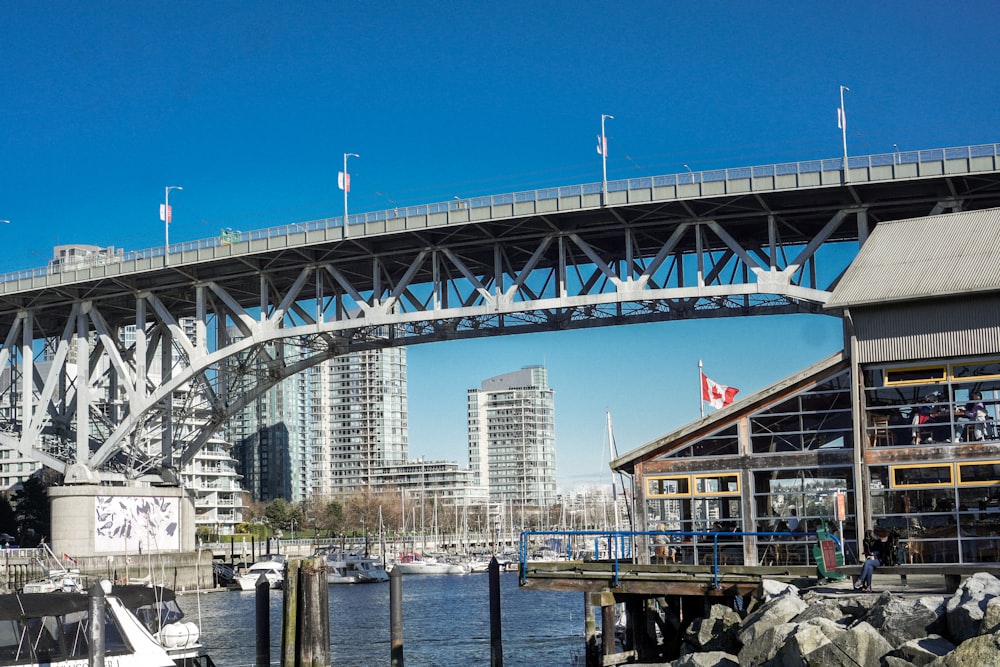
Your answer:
[1,2,998,489]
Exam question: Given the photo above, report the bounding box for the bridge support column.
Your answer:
[50,485,196,559]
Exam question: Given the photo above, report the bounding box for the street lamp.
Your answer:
[684,165,694,183]
[598,114,614,206]
[838,85,850,183]
[340,153,359,236]
[162,186,183,266]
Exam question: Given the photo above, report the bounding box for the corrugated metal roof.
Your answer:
[611,351,849,473]
[826,207,1000,309]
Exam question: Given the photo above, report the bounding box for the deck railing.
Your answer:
[519,529,821,589]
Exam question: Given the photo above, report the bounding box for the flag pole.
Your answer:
[698,359,705,419]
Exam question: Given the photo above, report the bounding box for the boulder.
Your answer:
[926,632,1000,666]
[799,620,894,667]
[760,579,798,600]
[736,621,797,666]
[866,593,948,647]
[767,619,836,666]
[671,651,740,667]
[945,572,1000,643]
[892,635,956,666]
[983,597,1000,635]
[738,590,808,646]
[792,596,854,626]
[682,603,741,655]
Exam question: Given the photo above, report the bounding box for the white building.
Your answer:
[468,366,557,506]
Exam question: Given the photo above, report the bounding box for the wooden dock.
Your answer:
[521,559,817,596]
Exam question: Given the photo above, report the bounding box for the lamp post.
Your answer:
[838,85,850,183]
[684,164,695,183]
[162,186,183,266]
[341,153,359,236]
[598,114,613,206]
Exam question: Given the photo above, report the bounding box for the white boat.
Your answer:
[392,554,469,575]
[0,581,215,666]
[325,552,389,584]
[235,560,285,591]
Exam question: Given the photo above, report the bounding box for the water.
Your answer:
[186,571,584,666]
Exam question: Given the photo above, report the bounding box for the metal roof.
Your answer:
[610,351,849,473]
[825,207,1000,309]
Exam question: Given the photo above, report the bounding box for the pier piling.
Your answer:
[488,556,503,666]
[390,566,404,666]
[255,572,270,667]
[88,581,106,667]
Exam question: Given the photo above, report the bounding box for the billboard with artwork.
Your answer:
[94,495,180,552]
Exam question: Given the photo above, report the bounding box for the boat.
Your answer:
[391,553,469,575]
[22,544,86,593]
[0,581,215,666]
[235,559,285,591]
[325,551,389,584]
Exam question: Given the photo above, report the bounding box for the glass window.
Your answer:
[959,462,1000,486]
[694,473,740,495]
[884,365,948,385]
[891,464,953,488]
[646,476,690,497]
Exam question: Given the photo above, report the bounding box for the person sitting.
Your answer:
[855,530,889,592]
[957,391,989,441]
[652,523,670,564]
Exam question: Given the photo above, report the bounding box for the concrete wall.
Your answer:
[50,485,196,558]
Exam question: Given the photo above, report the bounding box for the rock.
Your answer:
[767,619,836,666]
[738,590,808,646]
[926,632,1000,666]
[866,593,948,647]
[760,579,798,600]
[736,621,796,666]
[984,597,1000,634]
[682,603,741,655]
[800,620,894,667]
[671,651,740,667]
[792,596,854,626]
[945,572,1000,643]
[892,635,956,666]
[883,657,916,667]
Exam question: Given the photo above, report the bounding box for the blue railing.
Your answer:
[519,529,819,589]
[4,142,998,286]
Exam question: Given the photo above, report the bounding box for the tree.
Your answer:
[0,495,17,539]
[263,498,290,532]
[317,500,345,537]
[11,469,61,546]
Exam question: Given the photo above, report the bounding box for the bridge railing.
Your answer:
[519,528,823,588]
[3,142,998,286]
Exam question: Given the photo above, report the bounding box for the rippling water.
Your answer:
[184,570,583,666]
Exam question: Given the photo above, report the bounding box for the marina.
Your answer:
[194,569,581,666]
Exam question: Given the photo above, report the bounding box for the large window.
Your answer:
[864,358,1000,447]
[645,470,743,564]
[750,370,853,453]
[870,461,1000,564]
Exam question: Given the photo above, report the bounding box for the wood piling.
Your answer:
[390,566,404,666]
[488,556,503,666]
[256,572,270,667]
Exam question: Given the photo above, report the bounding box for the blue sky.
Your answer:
[1,2,998,490]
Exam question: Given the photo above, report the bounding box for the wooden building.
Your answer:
[613,207,1000,567]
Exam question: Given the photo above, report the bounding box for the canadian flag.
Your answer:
[701,372,739,410]
[63,553,78,566]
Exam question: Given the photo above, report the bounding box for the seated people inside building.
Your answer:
[956,391,991,442]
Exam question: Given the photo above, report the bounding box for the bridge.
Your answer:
[2,143,1000,484]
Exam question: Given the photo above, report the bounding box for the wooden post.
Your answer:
[297,557,330,667]
[390,566,404,667]
[88,581,106,667]
[488,556,503,666]
[280,559,300,667]
[601,603,616,657]
[584,593,598,667]
[255,572,270,667]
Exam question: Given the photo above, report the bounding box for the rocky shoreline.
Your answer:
[659,572,1000,666]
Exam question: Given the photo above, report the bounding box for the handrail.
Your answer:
[518,529,819,589]
[3,142,998,286]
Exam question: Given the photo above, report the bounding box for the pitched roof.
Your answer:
[611,351,849,473]
[825,207,1000,309]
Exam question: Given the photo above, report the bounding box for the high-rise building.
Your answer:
[228,338,409,502]
[467,366,556,506]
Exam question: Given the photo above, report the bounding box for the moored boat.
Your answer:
[324,551,389,584]
[235,560,285,591]
[0,582,214,666]
[391,553,468,575]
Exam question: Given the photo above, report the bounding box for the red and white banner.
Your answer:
[338,171,351,193]
[596,135,607,157]
[159,204,172,223]
[701,372,739,410]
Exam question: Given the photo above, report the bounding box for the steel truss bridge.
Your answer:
[2,144,1000,484]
